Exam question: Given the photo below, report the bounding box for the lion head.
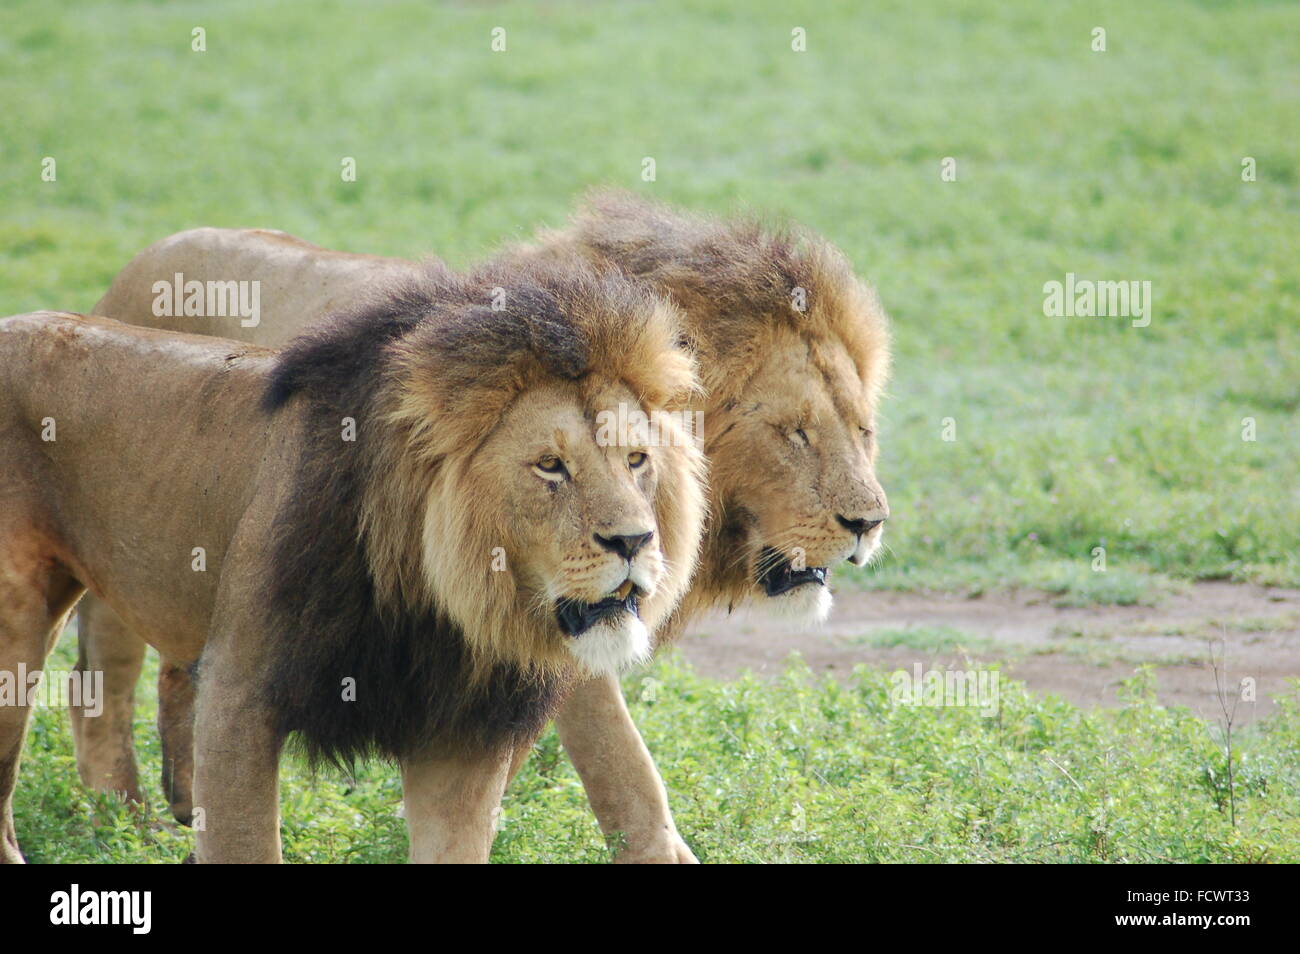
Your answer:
[513,190,890,626]
[258,258,705,763]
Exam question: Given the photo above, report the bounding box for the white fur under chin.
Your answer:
[566,614,652,677]
[768,583,833,624]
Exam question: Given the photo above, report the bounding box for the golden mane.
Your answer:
[524,188,890,412]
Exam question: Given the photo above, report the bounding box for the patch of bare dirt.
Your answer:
[678,582,1300,725]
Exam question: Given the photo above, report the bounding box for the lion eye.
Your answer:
[628,451,648,469]
[793,428,810,446]
[534,456,567,479]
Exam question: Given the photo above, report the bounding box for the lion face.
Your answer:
[706,328,888,622]
[421,378,703,679]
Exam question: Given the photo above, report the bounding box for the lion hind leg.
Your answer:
[70,597,147,807]
[157,658,195,824]
[0,530,84,863]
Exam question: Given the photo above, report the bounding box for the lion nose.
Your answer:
[836,514,885,536]
[594,530,655,561]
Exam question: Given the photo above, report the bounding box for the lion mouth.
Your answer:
[757,547,828,597]
[556,579,641,637]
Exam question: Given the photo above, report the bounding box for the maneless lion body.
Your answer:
[0,259,705,863]
[72,192,890,863]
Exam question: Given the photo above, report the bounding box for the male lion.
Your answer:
[72,191,890,863]
[0,259,706,863]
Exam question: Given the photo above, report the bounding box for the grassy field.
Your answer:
[17,633,1300,863]
[3,0,1298,862]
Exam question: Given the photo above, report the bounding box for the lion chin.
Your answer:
[765,581,833,624]
[566,614,652,677]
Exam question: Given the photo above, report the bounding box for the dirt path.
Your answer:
[678,582,1300,725]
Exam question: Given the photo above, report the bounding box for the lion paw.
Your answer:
[614,833,699,864]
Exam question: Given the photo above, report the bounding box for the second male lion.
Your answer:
[72,192,890,863]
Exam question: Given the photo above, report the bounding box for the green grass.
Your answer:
[3,0,1298,862]
[850,625,995,653]
[1,0,1295,595]
[849,555,1189,605]
[16,640,1300,863]
[848,623,1200,667]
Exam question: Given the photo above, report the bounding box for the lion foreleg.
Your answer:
[190,635,283,863]
[400,746,513,863]
[554,673,698,863]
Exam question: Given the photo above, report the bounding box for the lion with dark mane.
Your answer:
[257,265,705,766]
[0,259,705,863]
